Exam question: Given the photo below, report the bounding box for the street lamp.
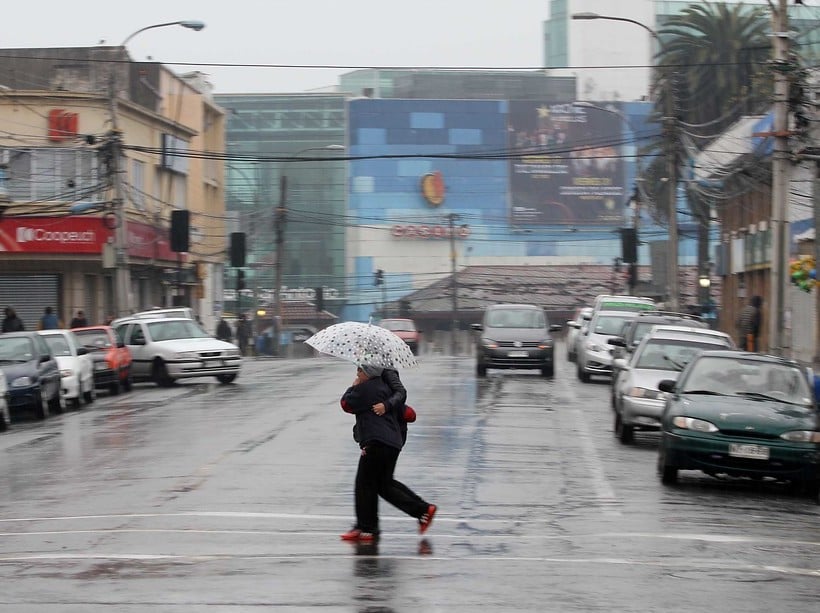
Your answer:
[273,144,345,349]
[108,20,205,317]
[572,12,680,312]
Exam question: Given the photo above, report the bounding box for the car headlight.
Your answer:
[11,376,33,387]
[672,416,719,432]
[537,339,554,349]
[60,369,73,378]
[225,348,241,357]
[173,351,200,359]
[586,342,604,352]
[780,430,820,443]
[481,338,498,349]
[627,387,664,400]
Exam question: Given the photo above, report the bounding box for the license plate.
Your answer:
[507,351,528,358]
[94,362,107,371]
[204,360,221,368]
[728,443,770,460]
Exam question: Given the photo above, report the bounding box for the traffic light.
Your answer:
[230,232,246,268]
[170,209,190,252]
[315,287,324,312]
[237,269,246,290]
[620,228,637,264]
[399,299,411,317]
[373,269,384,286]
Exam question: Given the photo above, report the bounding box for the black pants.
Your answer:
[355,442,428,534]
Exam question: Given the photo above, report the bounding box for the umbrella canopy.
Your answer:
[305,321,419,370]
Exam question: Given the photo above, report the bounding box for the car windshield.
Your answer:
[635,339,723,371]
[681,356,813,406]
[593,314,634,335]
[148,320,211,341]
[380,320,416,332]
[42,335,72,356]
[487,309,545,329]
[0,337,34,362]
[73,330,112,350]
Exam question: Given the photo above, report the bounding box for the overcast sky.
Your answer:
[4,0,550,94]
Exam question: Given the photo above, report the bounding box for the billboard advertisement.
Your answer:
[508,102,626,225]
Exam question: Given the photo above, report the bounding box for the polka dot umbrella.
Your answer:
[305,321,419,370]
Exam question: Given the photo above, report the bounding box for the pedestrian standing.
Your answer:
[216,317,233,342]
[2,306,24,332]
[39,307,60,330]
[69,310,89,328]
[737,295,762,351]
[339,363,436,543]
[236,314,250,356]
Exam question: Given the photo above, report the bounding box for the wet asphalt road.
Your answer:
[0,344,818,612]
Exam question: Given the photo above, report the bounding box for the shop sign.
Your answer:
[391,224,470,239]
[420,171,445,206]
[48,109,79,142]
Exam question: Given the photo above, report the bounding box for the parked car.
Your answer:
[37,330,96,409]
[576,309,642,382]
[113,317,241,386]
[0,331,63,420]
[379,318,421,355]
[111,307,196,328]
[565,306,593,363]
[0,369,9,432]
[611,328,735,443]
[657,350,820,498]
[72,325,133,395]
[607,312,710,383]
[471,304,562,377]
[591,294,657,315]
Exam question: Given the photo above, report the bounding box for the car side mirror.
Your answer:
[470,323,483,332]
[658,379,676,393]
[77,347,88,356]
[40,355,51,364]
[549,324,562,332]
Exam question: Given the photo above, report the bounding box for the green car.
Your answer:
[657,350,820,498]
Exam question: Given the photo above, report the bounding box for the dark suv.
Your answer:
[471,304,562,377]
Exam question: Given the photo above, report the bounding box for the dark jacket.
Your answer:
[216,319,232,341]
[69,317,88,328]
[382,369,409,442]
[341,376,403,450]
[2,315,24,333]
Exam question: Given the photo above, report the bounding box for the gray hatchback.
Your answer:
[471,304,562,377]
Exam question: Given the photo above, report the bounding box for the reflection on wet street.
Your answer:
[0,348,817,611]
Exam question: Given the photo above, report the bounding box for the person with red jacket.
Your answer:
[340,364,436,543]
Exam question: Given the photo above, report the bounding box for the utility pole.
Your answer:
[664,114,680,312]
[814,173,820,368]
[107,72,130,317]
[274,174,286,356]
[769,0,791,356]
[447,213,460,354]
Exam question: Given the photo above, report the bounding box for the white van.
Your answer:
[111,307,196,328]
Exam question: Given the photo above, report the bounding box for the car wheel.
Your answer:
[48,388,65,415]
[33,389,48,420]
[476,363,487,378]
[577,364,590,383]
[658,448,678,485]
[216,373,237,384]
[152,359,174,387]
[615,413,633,444]
[798,479,820,499]
[70,396,82,410]
[109,380,121,396]
[541,363,554,377]
[0,413,8,432]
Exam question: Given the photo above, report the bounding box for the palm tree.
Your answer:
[640,2,772,304]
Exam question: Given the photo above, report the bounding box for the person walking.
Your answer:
[339,363,436,543]
[39,307,60,330]
[235,314,250,356]
[2,307,24,332]
[69,310,88,328]
[737,295,762,352]
[216,317,233,342]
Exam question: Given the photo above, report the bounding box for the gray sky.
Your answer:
[4,0,550,93]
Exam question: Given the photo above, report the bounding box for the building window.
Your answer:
[131,159,145,210]
[1,148,102,203]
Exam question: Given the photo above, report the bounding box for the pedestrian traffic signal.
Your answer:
[237,269,246,290]
[374,269,384,286]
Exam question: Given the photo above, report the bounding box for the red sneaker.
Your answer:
[419,504,437,534]
[340,528,362,541]
[358,532,377,543]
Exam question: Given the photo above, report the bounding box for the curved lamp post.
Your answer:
[121,20,205,47]
[572,12,679,311]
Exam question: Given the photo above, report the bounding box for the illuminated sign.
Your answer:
[391,224,470,239]
[420,171,445,206]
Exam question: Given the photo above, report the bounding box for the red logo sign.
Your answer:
[48,109,79,142]
[420,171,445,207]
